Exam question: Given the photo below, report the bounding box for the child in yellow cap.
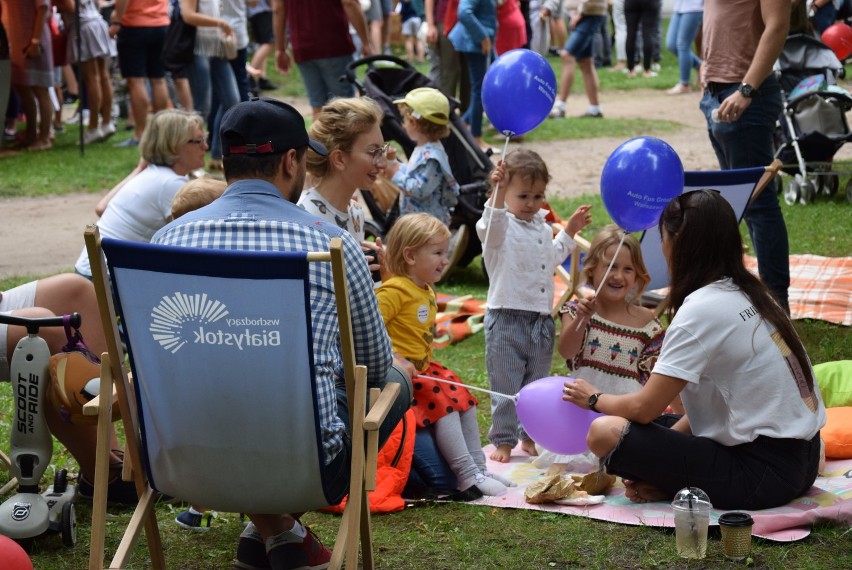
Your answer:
[385,87,460,226]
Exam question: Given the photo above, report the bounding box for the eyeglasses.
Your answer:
[186,136,208,146]
[364,143,390,166]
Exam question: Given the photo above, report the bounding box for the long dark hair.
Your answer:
[659,190,814,389]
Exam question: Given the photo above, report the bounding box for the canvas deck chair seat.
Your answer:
[639,161,782,311]
[84,226,398,570]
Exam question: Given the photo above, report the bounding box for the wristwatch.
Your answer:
[588,392,603,413]
[738,83,755,98]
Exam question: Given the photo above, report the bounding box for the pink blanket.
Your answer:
[466,445,852,542]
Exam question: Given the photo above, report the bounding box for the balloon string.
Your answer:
[481,134,513,253]
[574,230,628,332]
[416,374,518,403]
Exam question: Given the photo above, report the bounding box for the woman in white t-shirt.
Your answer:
[75,109,208,278]
[562,190,825,510]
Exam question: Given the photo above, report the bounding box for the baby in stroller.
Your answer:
[343,55,494,274]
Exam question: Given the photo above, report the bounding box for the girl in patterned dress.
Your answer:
[378,213,512,496]
[558,224,666,397]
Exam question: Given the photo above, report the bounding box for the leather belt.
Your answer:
[706,82,738,96]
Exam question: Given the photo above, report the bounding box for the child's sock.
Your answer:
[588,104,602,115]
[459,472,507,496]
[484,471,516,488]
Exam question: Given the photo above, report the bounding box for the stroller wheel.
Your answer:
[784,179,802,206]
[801,180,817,204]
[820,174,839,196]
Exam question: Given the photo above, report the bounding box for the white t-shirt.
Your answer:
[75,165,187,277]
[654,279,825,446]
[297,187,366,242]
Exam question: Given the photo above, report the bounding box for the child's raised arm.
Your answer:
[557,294,597,361]
[488,160,508,209]
[565,205,593,238]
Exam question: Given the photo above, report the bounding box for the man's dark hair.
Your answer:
[223,146,307,181]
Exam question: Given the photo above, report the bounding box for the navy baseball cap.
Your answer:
[220,97,327,157]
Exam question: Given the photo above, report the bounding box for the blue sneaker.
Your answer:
[175,509,212,531]
[114,137,139,147]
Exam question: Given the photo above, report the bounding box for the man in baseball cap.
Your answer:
[152,96,412,570]
[220,96,328,158]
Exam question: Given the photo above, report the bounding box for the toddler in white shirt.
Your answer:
[476,148,592,462]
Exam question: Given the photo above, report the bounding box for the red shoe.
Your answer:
[267,526,331,570]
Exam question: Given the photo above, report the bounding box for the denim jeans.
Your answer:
[665,11,702,86]
[403,427,458,498]
[296,54,356,110]
[329,363,413,502]
[187,54,240,160]
[699,75,790,310]
[461,51,488,138]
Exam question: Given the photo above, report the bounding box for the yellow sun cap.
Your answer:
[394,87,451,126]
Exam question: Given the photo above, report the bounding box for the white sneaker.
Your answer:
[100,122,117,139]
[82,128,104,145]
[549,100,566,119]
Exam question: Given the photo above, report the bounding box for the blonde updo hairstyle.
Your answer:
[383,213,451,278]
[139,109,206,167]
[306,97,384,179]
[580,224,651,302]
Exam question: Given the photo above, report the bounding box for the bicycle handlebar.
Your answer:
[0,312,82,334]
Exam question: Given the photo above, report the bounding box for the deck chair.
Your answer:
[639,160,782,312]
[552,232,591,318]
[83,225,400,570]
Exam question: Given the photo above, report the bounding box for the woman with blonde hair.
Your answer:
[74,109,208,278]
[298,96,389,273]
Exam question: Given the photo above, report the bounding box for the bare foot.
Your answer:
[623,479,670,503]
[520,439,538,457]
[489,444,512,463]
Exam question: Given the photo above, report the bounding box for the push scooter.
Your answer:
[0,312,80,549]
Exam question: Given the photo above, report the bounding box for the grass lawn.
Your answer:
[1,34,851,570]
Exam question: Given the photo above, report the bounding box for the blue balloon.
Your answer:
[600,137,684,232]
[482,49,557,137]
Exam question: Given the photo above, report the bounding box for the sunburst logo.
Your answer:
[150,293,229,353]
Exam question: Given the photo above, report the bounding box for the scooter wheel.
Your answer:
[61,502,76,547]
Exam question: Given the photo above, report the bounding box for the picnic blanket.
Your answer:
[744,254,851,326]
[461,445,852,542]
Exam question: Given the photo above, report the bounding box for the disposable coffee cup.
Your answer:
[719,511,754,561]
[672,487,712,559]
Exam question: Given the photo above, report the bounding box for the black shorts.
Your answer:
[117,25,168,79]
[249,11,274,45]
[604,414,822,510]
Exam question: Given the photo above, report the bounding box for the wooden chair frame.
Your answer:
[83,225,398,570]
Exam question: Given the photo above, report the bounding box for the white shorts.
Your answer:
[0,280,39,382]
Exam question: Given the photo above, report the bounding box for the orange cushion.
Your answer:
[823,407,852,459]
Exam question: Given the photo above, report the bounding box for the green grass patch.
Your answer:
[0,129,141,197]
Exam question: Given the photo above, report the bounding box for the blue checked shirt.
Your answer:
[152,179,393,463]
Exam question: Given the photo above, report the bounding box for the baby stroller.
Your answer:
[773,33,852,204]
[342,55,493,270]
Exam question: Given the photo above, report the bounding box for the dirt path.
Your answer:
[2,88,848,279]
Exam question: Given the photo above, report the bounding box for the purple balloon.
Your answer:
[515,376,598,455]
[482,49,557,137]
[600,136,684,232]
